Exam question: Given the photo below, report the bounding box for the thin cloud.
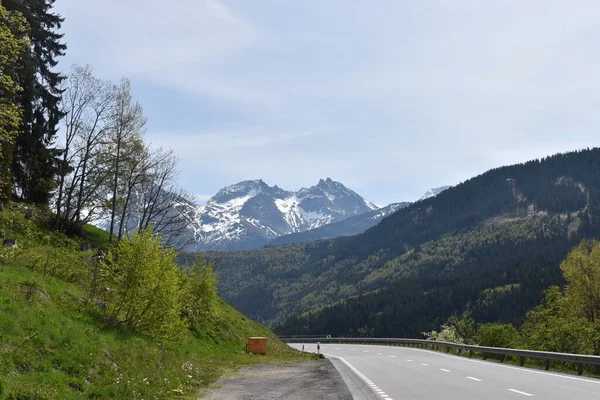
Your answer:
[53,0,600,206]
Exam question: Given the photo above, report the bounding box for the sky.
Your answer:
[53,0,600,206]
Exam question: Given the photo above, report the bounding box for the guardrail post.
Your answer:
[458,348,462,355]
[500,354,506,363]
[545,359,550,371]
[520,356,525,366]
[483,353,487,360]
[577,364,583,376]
[469,350,473,358]
[446,346,450,353]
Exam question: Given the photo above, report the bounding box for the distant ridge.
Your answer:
[420,185,450,200]
[188,178,378,251]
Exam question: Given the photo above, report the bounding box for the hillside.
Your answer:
[0,204,309,399]
[194,149,600,331]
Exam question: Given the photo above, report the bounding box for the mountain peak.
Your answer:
[317,177,334,187]
[211,179,270,203]
[190,178,379,250]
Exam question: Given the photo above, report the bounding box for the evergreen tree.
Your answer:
[3,0,66,204]
[0,3,28,202]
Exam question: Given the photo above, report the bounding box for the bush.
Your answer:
[181,255,219,332]
[100,229,188,341]
[423,311,476,344]
[11,246,91,283]
[477,323,520,348]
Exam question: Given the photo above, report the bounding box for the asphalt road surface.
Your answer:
[200,359,352,399]
[289,343,600,400]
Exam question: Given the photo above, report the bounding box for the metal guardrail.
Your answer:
[281,337,600,376]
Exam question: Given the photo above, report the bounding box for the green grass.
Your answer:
[0,204,313,399]
[82,224,113,244]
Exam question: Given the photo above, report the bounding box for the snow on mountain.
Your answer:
[269,201,411,247]
[420,186,451,200]
[188,178,378,251]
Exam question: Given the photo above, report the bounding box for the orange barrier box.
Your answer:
[247,337,268,354]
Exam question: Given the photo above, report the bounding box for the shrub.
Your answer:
[477,323,520,348]
[100,229,187,341]
[11,246,91,283]
[181,255,219,331]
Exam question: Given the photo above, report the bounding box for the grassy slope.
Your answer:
[0,204,310,399]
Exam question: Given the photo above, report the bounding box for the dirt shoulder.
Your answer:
[198,359,353,399]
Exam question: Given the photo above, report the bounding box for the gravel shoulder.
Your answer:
[198,359,353,399]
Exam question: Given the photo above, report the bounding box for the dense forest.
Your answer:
[189,148,600,333]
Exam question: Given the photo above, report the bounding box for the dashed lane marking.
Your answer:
[420,363,429,366]
[392,345,600,386]
[406,359,413,362]
[389,355,397,358]
[467,377,482,382]
[440,368,450,372]
[508,389,534,397]
[323,352,393,400]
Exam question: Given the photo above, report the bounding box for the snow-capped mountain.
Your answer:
[190,178,378,251]
[420,186,450,200]
[269,201,411,246]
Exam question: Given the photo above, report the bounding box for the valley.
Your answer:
[180,149,600,336]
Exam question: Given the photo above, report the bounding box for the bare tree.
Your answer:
[57,65,116,229]
[106,79,146,241]
[135,149,197,250]
[115,145,197,249]
[59,72,197,248]
[116,139,154,240]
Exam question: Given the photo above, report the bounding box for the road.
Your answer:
[289,343,600,400]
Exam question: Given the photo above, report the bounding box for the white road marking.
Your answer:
[389,355,397,358]
[439,368,451,372]
[377,352,383,355]
[363,350,370,353]
[508,389,534,397]
[323,353,391,400]
[290,344,600,388]
[389,345,600,386]
[467,377,482,382]
[420,363,429,366]
[406,359,413,362]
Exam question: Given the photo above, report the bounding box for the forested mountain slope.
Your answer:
[192,149,600,330]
